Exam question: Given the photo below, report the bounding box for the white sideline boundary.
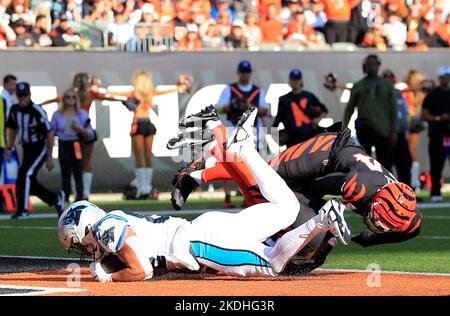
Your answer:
[0,284,85,296]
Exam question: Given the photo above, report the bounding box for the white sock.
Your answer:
[411,161,420,188]
[83,172,93,200]
[135,168,145,197]
[240,145,297,207]
[70,176,76,198]
[189,170,203,184]
[144,168,153,194]
[266,215,327,274]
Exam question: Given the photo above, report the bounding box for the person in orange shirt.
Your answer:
[108,70,191,199]
[320,0,359,43]
[258,0,282,19]
[259,3,283,44]
[285,9,320,47]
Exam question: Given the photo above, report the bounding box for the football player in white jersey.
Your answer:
[58,108,351,282]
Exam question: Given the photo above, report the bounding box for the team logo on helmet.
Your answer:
[62,205,88,226]
[101,227,115,244]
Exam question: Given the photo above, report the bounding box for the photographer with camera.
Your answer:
[343,54,398,171]
[273,69,328,147]
[217,60,268,208]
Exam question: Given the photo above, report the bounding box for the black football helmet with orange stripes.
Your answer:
[365,182,421,234]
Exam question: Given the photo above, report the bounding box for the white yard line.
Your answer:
[0,284,85,296]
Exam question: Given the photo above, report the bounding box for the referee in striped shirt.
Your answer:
[5,82,64,219]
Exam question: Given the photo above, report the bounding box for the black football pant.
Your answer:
[393,132,412,186]
[428,135,448,197]
[16,142,57,213]
[356,127,393,171]
[58,140,84,202]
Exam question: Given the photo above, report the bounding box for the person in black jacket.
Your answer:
[273,69,328,147]
[5,82,65,219]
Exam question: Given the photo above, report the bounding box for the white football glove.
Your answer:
[89,261,113,283]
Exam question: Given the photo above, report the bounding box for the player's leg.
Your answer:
[132,134,146,198]
[143,134,155,195]
[266,198,350,274]
[83,141,94,200]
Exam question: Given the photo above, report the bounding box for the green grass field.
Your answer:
[0,198,449,274]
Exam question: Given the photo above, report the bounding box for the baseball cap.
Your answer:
[237,60,252,72]
[13,18,26,27]
[289,69,303,80]
[16,82,31,97]
[59,13,69,22]
[232,20,245,28]
[438,66,450,77]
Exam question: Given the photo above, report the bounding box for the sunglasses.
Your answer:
[65,95,76,99]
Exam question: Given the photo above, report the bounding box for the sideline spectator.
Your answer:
[402,69,427,189]
[5,82,64,219]
[361,24,387,50]
[42,73,117,200]
[216,8,232,38]
[273,68,328,147]
[320,0,355,43]
[211,0,235,22]
[178,23,202,51]
[343,54,398,170]
[50,88,94,204]
[382,69,412,186]
[50,14,82,46]
[201,20,226,49]
[0,18,16,49]
[6,0,34,25]
[280,0,300,25]
[259,3,283,45]
[244,10,261,49]
[285,9,324,48]
[31,14,52,47]
[217,60,268,207]
[225,19,247,49]
[382,13,407,49]
[108,70,190,199]
[258,0,281,19]
[1,74,16,117]
[11,17,34,47]
[420,66,450,202]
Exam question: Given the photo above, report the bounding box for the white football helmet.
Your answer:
[57,200,106,260]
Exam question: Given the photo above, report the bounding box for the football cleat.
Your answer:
[170,161,203,210]
[225,107,257,157]
[166,128,213,150]
[319,198,351,245]
[180,105,219,128]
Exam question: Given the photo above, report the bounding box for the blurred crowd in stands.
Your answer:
[0,0,449,50]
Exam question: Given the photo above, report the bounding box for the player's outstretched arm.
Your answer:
[110,232,147,281]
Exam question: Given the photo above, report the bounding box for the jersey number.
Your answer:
[354,154,383,173]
